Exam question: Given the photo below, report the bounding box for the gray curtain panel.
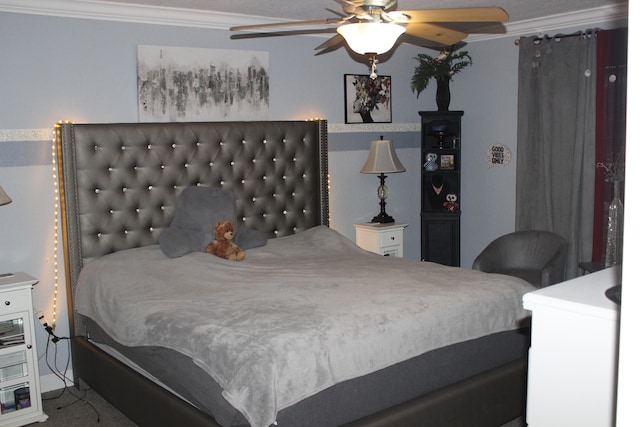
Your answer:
[516,33,597,279]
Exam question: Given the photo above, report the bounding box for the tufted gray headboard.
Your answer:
[56,120,328,330]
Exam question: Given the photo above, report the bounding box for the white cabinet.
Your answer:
[523,267,620,427]
[354,223,407,257]
[0,273,47,426]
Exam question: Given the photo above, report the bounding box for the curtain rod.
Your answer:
[514,29,598,46]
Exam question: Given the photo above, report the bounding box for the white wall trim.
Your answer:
[0,124,421,143]
[0,0,629,38]
[329,122,420,133]
[0,128,52,142]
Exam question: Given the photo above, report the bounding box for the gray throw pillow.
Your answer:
[159,186,236,258]
[234,225,268,251]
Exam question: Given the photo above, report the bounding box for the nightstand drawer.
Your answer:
[378,231,402,247]
[381,247,401,257]
[0,290,30,314]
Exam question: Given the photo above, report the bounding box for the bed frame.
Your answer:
[56,120,526,427]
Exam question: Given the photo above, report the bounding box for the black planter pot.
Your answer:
[436,78,451,111]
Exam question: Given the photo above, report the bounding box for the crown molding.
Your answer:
[467,3,629,42]
[0,1,629,37]
[0,0,260,29]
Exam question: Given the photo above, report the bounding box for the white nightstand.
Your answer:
[354,223,408,257]
[0,272,48,426]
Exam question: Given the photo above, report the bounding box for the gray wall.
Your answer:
[0,8,624,388]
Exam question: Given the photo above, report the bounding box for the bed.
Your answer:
[55,120,533,427]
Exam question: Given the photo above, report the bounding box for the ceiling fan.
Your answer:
[230,0,509,77]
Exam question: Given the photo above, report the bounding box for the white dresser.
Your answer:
[523,267,620,427]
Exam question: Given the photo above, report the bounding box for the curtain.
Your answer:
[516,33,597,279]
[593,28,628,262]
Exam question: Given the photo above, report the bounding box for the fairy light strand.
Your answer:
[49,122,69,329]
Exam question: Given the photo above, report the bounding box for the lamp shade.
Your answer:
[337,23,406,55]
[0,186,11,206]
[361,139,406,174]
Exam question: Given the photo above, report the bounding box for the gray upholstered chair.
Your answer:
[472,230,568,288]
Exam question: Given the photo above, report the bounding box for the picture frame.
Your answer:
[344,74,392,124]
[440,154,455,170]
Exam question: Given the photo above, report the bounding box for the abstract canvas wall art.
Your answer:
[138,45,269,121]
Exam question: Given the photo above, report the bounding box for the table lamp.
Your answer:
[0,185,13,277]
[0,186,11,206]
[360,138,405,223]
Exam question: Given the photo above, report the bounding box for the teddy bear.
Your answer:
[206,221,245,261]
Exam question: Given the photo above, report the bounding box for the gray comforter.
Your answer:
[75,225,534,427]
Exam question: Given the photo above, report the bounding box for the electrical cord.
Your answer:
[39,321,101,423]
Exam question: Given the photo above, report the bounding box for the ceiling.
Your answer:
[104,0,626,24]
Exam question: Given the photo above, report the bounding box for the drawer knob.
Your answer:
[390,236,395,240]
[4,301,9,306]
[26,344,32,349]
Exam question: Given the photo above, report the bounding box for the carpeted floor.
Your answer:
[30,386,526,427]
[28,386,136,426]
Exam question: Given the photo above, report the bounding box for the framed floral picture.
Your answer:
[344,74,392,124]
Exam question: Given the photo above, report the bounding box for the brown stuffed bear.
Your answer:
[206,221,245,261]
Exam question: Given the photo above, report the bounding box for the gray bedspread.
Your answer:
[75,225,534,427]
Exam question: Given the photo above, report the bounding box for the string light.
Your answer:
[50,124,59,329]
[49,120,72,329]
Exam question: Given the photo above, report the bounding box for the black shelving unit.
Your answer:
[420,111,463,266]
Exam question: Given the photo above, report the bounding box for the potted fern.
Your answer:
[410,48,473,111]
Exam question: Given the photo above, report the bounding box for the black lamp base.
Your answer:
[371,173,395,223]
[371,212,395,223]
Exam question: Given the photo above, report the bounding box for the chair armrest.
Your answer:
[539,244,568,287]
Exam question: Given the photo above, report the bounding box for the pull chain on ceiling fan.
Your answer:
[230,0,508,78]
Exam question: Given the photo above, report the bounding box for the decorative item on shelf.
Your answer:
[429,124,450,148]
[0,186,11,206]
[361,137,406,223]
[410,47,472,111]
[443,193,459,212]
[424,153,439,171]
[440,154,455,170]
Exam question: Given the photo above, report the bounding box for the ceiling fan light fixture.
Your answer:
[337,22,406,55]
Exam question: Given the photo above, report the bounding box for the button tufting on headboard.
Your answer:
[56,121,329,277]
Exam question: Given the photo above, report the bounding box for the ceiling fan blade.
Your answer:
[315,34,345,51]
[400,7,509,23]
[337,0,357,15]
[404,23,467,46]
[230,18,343,32]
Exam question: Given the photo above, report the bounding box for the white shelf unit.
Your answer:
[0,272,48,426]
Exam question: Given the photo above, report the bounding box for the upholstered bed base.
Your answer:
[81,314,528,426]
[72,336,526,427]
